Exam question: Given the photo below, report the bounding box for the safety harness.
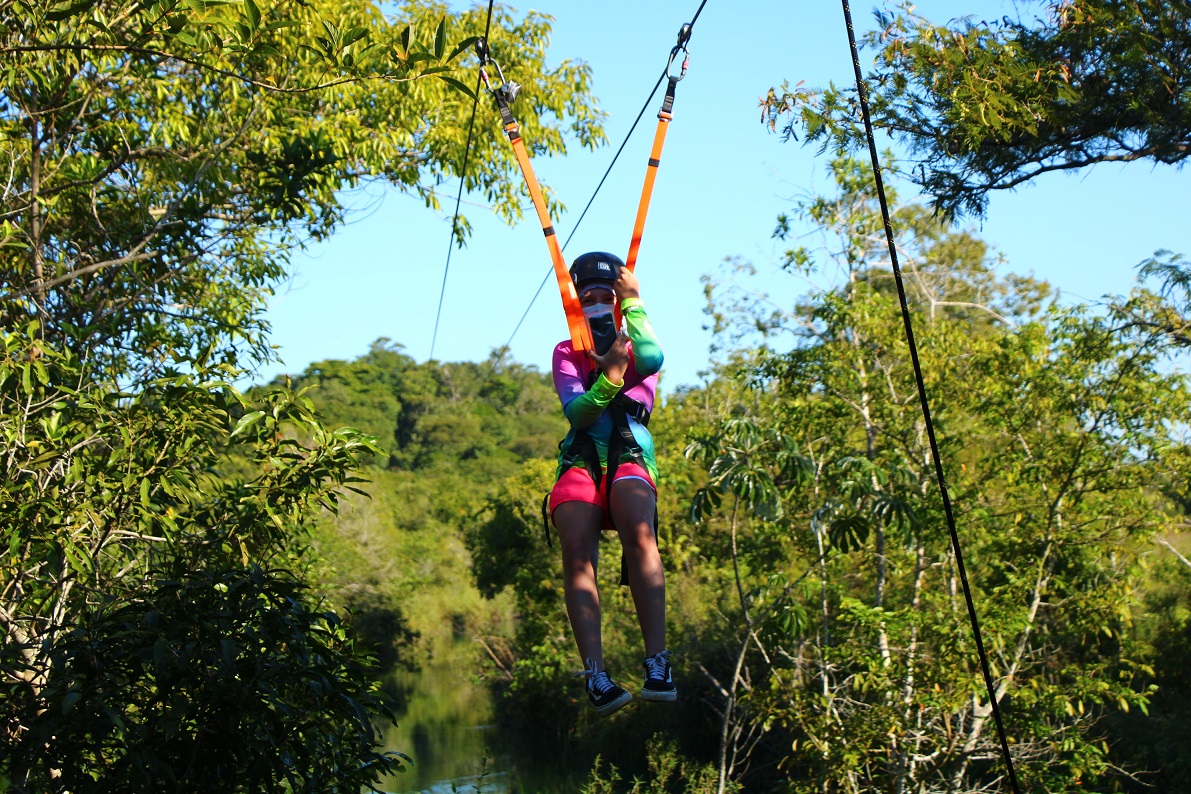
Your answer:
[539,371,656,586]
[479,20,693,583]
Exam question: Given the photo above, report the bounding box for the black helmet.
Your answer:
[569,251,624,289]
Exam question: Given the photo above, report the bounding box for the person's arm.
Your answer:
[553,342,624,430]
[622,297,663,376]
[612,268,663,376]
[563,372,623,428]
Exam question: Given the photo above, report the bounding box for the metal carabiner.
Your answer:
[666,44,690,81]
[666,21,693,81]
[475,39,520,102]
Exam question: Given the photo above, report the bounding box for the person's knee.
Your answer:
[619,522,658,557]
[560,545,597,577]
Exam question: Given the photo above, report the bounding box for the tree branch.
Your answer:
[1,43,428,94]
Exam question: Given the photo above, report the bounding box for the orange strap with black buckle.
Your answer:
[616,25,691,327]
[477,40,592,353]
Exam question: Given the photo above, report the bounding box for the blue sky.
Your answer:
[255,0,1191,392]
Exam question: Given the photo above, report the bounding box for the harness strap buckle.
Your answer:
[497,80,521,105]
[612,393,651,427]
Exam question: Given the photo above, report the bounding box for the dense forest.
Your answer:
[3,0,1190,792]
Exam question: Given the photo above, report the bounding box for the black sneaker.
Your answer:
[641,650,676,702]
[576,657,632,716]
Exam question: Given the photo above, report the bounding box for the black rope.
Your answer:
[494,0,710,362]
[560,71,668,255]
[838,2,1021,791]
[430,0,496,361]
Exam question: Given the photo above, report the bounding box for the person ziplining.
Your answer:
[470,16,699,715]
[549,253,671,715]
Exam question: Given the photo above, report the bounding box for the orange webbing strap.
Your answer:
[624,110,672,275]
[478,40,591,352]
[504,123,592,352]
[617,49,687,327]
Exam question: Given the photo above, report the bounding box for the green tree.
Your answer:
[1,0,605,785]
[1,0,605,381]
[762,0,1191,218]
[688,157,1189,792]
[0,326,402,791]
[280,346,565,674]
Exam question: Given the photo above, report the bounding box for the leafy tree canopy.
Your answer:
[763,0,1191,218]
[0,324,404,791]
[0,1,603,787]
[273,340,564,472]
[1,0,605,381]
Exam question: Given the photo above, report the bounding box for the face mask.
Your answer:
[582,303,613,320]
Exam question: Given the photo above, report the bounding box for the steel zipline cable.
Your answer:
[492,0,710,363]
[838,1,1022,791]
[429,0,496,361]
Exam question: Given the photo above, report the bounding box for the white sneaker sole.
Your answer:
[593,690,633,716]
[640,688,677,702]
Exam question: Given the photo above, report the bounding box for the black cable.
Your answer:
[430,0,496,361]
[560,70,667,255]
[838,2,1022,791]
[493,0,710,363]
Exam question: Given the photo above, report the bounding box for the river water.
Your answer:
[378,658,511,794]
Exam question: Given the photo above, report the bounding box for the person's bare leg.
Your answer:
[610,478,665,656]
[554,500,605,668]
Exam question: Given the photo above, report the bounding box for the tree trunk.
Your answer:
[894,538,927,794]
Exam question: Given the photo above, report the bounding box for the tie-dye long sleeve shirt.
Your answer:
[552,297,664,481]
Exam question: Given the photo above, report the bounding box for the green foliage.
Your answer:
[761,0,1191,217]
[464,156,1191,792]
[0,326,402,791]
[277,342,564,473]
[466,457,558,603]
[688,158,1189,791]
[1107,552,1191,792]
[582,738,728,794]
[463,458,581,732]
[1,0,606,785]
[274,345,566,680]
[1,0,605,381]
[10,566,401,793]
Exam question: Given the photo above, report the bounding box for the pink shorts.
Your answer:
[548,462,656,529]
